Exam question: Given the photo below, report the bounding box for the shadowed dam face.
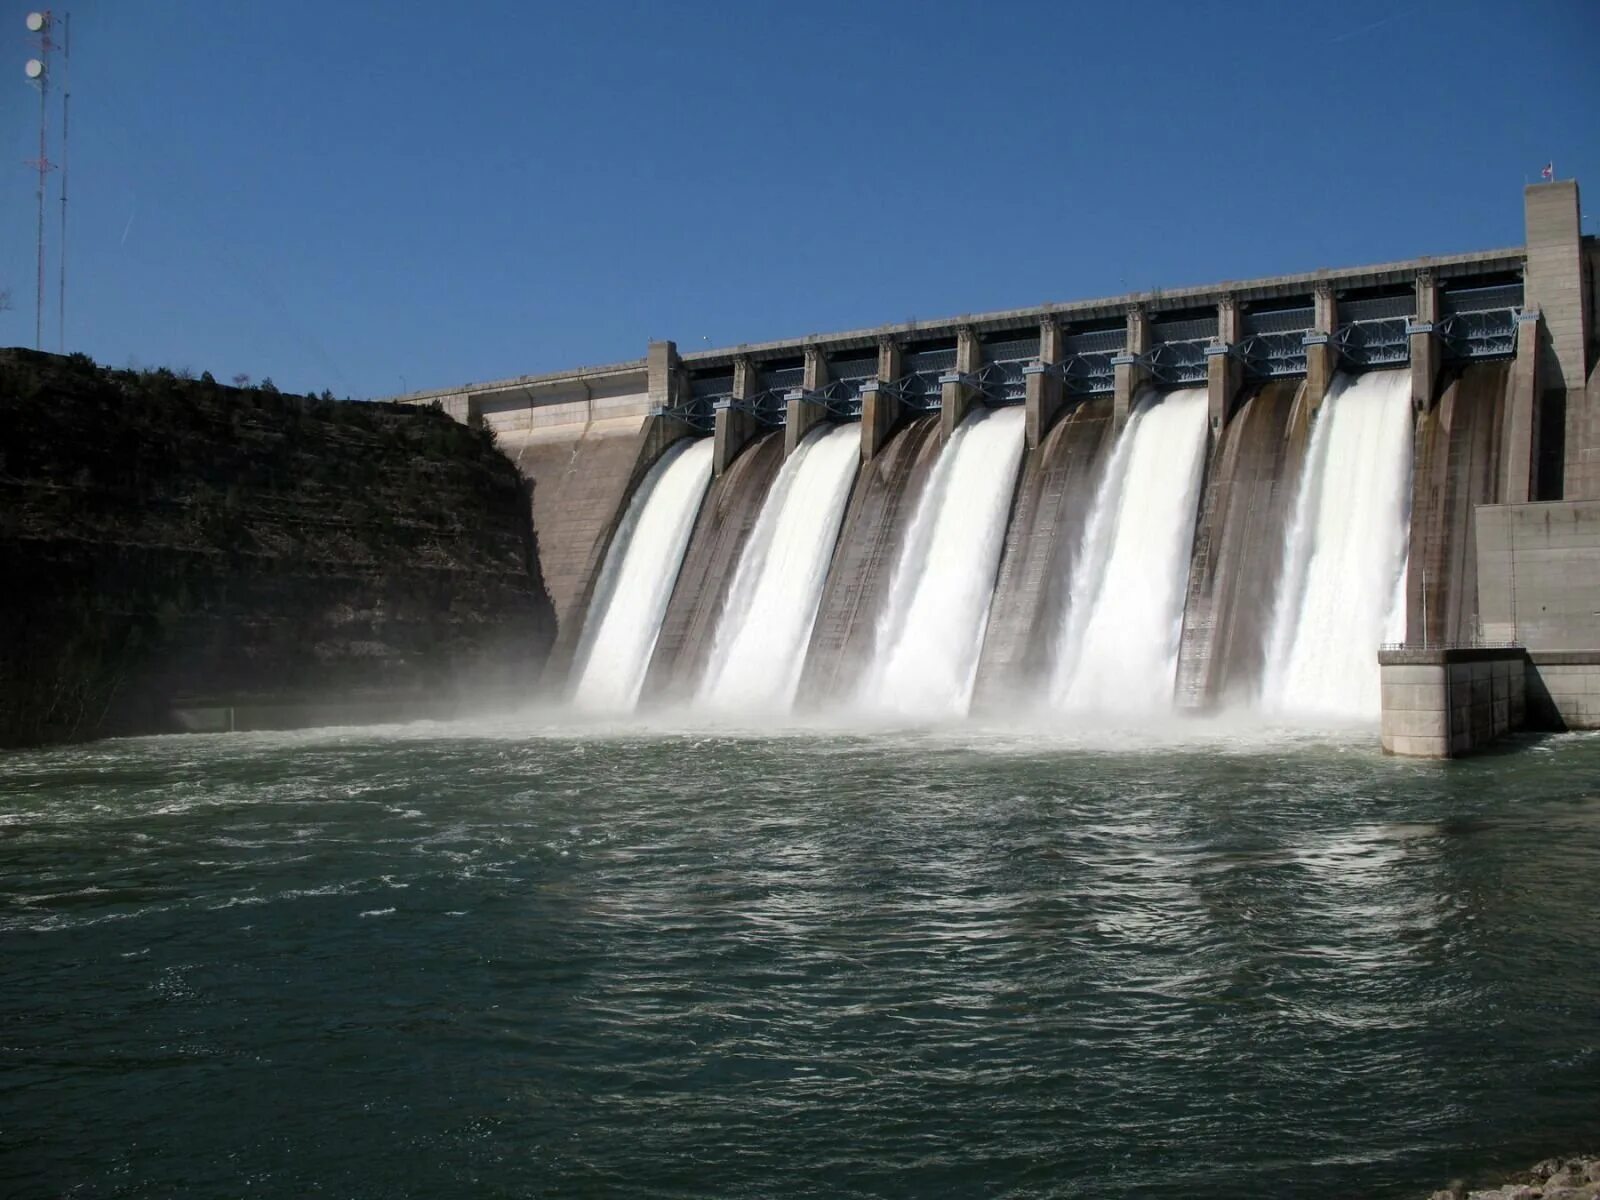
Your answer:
[795,416,945,707]
[546,360,1513,725]
[1174,379,1309,710]
[1405,362,1510,647]
[973,397,1115,709]
[640,431,786,707]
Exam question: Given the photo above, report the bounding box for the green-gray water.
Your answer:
[3,720,1598,1198]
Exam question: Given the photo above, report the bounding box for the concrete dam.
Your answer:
[397,182,1600,740]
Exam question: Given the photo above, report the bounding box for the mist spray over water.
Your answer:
[1050,388,1209,713]
[697,422,860,713]
[570,438,715,713]
[856,406,1027,719]
[1262,370,1413,718]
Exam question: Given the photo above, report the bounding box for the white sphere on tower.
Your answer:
[25,12,49,33]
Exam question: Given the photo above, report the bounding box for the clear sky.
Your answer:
[1,0,1596,398]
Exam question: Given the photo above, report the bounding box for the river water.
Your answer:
[3,719,1598,1199]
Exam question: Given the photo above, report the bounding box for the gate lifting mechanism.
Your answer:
[1438,283,1523,360]
[1232,306,1315,379]
[787,379,863,421]
[1030,326,1123,396]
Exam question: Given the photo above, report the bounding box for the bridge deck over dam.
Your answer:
[393,183,1598,706]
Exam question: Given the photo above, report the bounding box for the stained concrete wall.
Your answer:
[1174,380,1308,709]
[1404,363,1509,646]
[1525,651,1600,730]
[641,432,785,704]
[1474,499,1600,648]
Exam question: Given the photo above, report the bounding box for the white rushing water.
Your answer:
[697,422,861,713]
[1262,370,1413,718]
[1050,388,1210,713]
[569,437,715,714]
[856,406,1027,719]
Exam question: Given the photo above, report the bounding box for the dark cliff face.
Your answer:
[0,350,556,748]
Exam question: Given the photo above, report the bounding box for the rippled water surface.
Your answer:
[3,719,1598,1199]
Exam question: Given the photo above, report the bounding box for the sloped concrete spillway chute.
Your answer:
[973,397,1116,709]
[855,406,1029,720]
[567,438,715,713]
[1173,379,1310,710]
[1049,388,1212,713]
[796,416,945,706]
[641,431,786,706]
[696,422,863,714]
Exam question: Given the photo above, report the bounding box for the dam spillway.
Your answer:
[568,437,714,713]
[1049,388,1210,714]
[539,364,1514,725]
[855,406,1027,720]
[1263,370,1414,718]
[555,367,1440,725]
[395,180,1598,735]
[696,422,860,714]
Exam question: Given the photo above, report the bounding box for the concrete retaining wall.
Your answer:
[1379,648,1526,758]
[1526,650,1600,730]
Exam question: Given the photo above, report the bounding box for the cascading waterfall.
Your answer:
[856,406,1027,719]
[696,423,861,713]
[1261,370,1413,718]
[569,437,715,713]
[1050,388,1210,712]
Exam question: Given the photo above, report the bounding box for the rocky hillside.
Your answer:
[0,350,555,747]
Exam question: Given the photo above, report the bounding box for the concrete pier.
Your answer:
[1304,282,1338,413]
[860,337,902,463]
[1206,296,1242,443]
[939,327,982,442]
[1112,306,1150,431]
[1522,181,1596,500]
[1408,270,1440,412]
[783,346,830,458]
[1501,309,1542,503]
[1024,317,1065,450]
[713,356,762,476]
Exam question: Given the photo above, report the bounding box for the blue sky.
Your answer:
[2,0,1596,398]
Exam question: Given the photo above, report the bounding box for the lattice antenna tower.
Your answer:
[23,11,56,352]
[58,12,70,352]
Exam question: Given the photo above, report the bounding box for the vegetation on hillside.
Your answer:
[0,349,555,747]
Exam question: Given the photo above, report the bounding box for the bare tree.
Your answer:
[231,373,250,389]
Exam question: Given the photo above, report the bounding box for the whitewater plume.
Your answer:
[856,406,1027,719]
[697,422,860,713]
[1262,370,1413,718]
[570,438,715,713]
[1050,388,1210,713]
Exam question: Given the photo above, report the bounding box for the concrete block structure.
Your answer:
[1378,649,1526,757]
